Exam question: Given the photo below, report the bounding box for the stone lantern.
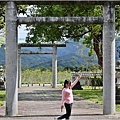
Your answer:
[0,65,5,90]
[72,67,83,90]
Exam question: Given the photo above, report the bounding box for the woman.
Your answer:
[56,73,82,120]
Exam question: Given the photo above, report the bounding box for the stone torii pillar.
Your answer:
[52,45,57,88]
[18,46,21,88]
[5,2,18,116]
[103,2,115,115]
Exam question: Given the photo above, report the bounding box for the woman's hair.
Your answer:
[64,79,71,88]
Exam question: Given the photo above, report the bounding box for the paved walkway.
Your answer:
[0,85,120,120]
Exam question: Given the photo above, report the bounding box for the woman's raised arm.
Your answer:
[70,73,82,89]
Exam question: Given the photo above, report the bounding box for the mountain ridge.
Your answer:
[0,41,98,68]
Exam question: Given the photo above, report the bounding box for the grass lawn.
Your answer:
[73,86,120,112]
[0,90,5,106]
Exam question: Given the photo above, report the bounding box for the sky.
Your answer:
[18,25,28,43]
[18,13,28,43]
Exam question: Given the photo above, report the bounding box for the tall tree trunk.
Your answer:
[93,31,103,67]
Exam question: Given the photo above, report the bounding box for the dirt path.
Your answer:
[0,85,120,120]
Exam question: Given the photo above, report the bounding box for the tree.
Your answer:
[25,5,120,67]
[26,5,98,43]
[0,5,27,30]
[0,5,27,46]
[76,41,97,71]
[0,4,119,67]
[0,5,5,30]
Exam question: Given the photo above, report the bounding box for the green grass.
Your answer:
[0,90,5,106]
[73,86,120,112]
[73,86,103,105]
[116,105,120,112]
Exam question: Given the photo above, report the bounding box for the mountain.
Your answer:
[0,41,98,68]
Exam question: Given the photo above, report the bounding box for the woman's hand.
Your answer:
[77,73,82,79]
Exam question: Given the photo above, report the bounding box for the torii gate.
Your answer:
[18,42,66,88]
[0,0,119,116]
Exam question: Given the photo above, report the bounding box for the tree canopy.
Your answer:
[26,5,103,43]
[25,5,120,67]
[0,5,27,46]
[0,4,120,67]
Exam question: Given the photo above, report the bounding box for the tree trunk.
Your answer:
[93,31,103,67]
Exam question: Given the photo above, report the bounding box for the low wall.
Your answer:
[72,72,102,86]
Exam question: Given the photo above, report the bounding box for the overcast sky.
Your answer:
[18,13,28,43]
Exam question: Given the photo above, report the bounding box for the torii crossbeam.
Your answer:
[0,0,120,5]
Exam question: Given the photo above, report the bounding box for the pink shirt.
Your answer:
[61,78,79,106]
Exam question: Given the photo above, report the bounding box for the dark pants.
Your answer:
[58,103,72,120]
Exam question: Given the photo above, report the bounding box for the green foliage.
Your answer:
[0,37,5,47]
[116,105,120,112]
[18,5,27,15]
[78,65,86,71]
[116,36,120,41]
[38,66,47,72]
[115,5,120,32]
[0,5,5,30]
[25,5,120,67]
[91,77,103,87]
[0,5,5,47]
[26,5,102,43]
[21,65,102,85]
[73,87,103,105]
[0,5,27,48]
[22,65,31,71]
[58,66,64,72]
[22,69,52,84]
[26,5,103,42]
[89,64,102,72]
[0,90,5,106]
[21,68,72,84]
[0,5,27,30]
[0,4,119,67]
[57,71,71,84]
